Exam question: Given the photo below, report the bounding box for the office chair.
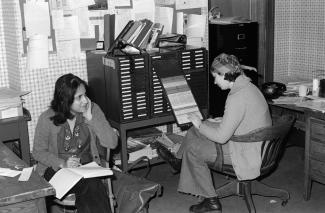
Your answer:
[210,114,295,213]
[53,148,115,213]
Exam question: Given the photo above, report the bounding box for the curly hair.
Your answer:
[210,53,243,82]
[50,73,88,126]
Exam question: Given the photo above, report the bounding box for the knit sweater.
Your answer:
[32,103,118,176]
[199,75,272,180]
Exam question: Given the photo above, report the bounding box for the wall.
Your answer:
[0,1,208,150]
[0,1,88,150]
[0,0,9,87]
[274,0,325,82]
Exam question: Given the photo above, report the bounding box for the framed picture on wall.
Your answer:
[115,0,132,8]
[88,0,109,10]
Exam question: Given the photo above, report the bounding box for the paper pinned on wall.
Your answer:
[73,7,93,38]
[132,0,155,21]
[155,6,174,34]
[24,1,51,38]
[51,9,65,30]
[176,12,184,34]
[27,34,49,70]
[175,0,207,10]
[55,16,81,59]
[114,10,133,39]
[185,14,206,38]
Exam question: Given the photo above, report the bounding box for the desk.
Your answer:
[303,110,325,200]
[109,115,175,171]
[0,116,31,165]
[269,101,325,200]
[0,142,55,213]
[268,102,305,131]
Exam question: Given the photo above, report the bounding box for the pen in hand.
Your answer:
[66,155,81,168]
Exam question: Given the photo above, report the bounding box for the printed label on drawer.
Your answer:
[103,58,115,69]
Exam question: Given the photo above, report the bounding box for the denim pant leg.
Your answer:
[177,127,219,198]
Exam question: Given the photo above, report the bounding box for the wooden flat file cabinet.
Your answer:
[304,111,325,200]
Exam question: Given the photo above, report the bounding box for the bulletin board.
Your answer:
[19,0,103,54]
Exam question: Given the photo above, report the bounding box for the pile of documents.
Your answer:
[0,87,29,119]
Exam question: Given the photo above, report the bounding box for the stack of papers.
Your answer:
[295,98,325,113]
[0,87,29,119]
[272,96,305,105]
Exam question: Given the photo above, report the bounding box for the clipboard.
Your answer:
[152,57,203,127]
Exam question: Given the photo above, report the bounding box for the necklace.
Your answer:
[64,125,82,152]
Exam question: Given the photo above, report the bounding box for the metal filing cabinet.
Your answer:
[208,22,258,117]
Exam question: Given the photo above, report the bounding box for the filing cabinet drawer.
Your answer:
[310,117,325,142]
[310,140,325,162]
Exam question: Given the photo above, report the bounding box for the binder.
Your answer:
[133,19,153,47]
[122,21,142,42]
[107,20,134,54]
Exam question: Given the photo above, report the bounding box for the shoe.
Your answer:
[189,197,222,213]
[156,144,182,174]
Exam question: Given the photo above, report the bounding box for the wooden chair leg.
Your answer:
[251,180,290,205]
[215,180,238,198]
[106,178,115,213]
[304,177,312,201]
[242,182,256,213]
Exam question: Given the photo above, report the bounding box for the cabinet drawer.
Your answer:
[310,140,325,162]
[310,118,325,142]
[310,159,325,178]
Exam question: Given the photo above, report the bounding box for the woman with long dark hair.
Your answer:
[33,73,118,213]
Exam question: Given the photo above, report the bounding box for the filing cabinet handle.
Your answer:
[235,47,247,50]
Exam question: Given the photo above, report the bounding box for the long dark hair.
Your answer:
[50,73,88,126]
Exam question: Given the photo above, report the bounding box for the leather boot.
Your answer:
[189,197,222,213]
[156,144,182,174]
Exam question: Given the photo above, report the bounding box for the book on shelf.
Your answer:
[49,162,113,199]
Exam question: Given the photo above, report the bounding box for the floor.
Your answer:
[134,130,325,213]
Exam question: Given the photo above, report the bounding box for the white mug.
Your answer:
[299,85,310,97]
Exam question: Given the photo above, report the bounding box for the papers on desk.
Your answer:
[0,87,29,119]
[0,166,33,181]
[273,95,325,113]
[295,99,325,113]
[0,168,21,177]
[271,96,305,105]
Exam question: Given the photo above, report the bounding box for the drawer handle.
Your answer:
[237,34,246,40]
[235,47,247,50]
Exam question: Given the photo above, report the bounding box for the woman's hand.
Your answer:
[83,97,92,121]
[188,113,202,129]
[65,156,81,168]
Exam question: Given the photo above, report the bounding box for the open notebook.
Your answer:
[152,57,203,126]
